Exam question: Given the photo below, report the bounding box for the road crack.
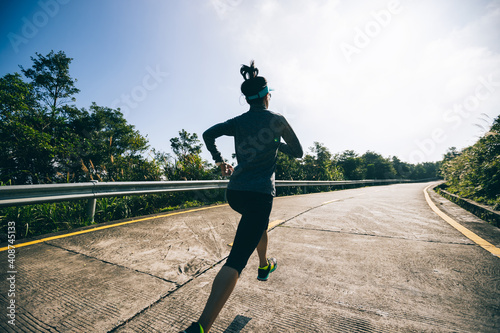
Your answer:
[280,225,476,245]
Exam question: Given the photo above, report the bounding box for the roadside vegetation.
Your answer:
[439,115,500,211]
[1,50,441,240]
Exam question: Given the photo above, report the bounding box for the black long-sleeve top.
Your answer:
[203,105,303,196]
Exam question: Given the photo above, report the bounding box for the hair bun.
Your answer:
[240,60,259,81]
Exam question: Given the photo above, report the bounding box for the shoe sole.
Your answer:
[257,262,277,281]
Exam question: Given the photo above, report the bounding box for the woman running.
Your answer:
[181,60,303,333]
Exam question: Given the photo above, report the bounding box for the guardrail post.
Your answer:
[87,198,96,222]
[87,180,98,222]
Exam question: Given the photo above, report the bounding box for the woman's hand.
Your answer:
[220,162,234,177]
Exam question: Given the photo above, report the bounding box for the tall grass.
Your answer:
[0,189,227,242]
[0,201,90,241]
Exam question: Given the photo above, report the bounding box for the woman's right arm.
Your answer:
[278,116,303,158]
[202,120,235,164]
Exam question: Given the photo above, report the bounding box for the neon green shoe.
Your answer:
[257,258,277,281]
[180,322,204,333]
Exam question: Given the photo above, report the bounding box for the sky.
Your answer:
[1,0,499,165]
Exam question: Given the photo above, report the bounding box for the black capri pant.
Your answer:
[224,189,274,275]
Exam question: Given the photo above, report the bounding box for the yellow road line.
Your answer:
[0,204,228,252]
[322,199,340,205]
[424,185,500,257]
[321,192,371,205]
[228,219,284,247]
[268,219,285,230]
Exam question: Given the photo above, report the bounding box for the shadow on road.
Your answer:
[223,315,252,332]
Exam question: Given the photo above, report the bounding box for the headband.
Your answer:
[246,86,271,100]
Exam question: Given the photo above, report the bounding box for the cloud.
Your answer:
[205,0,500,162]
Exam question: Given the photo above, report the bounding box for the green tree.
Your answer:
[72,103,158,182]
[361,151,396,179]
[170,129,202,159]
[1,50,81,184]
[276,151,303,180]
[335,150,364,180]
[1,51,160,184]
[19,50,80,114]
[442,147,460,162]
[391,156,411,179]
[0,73,55,184]
[303,142,343,181]
[165,130,211,180]
[440,114,500,207]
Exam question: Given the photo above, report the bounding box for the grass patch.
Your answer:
[0,189,226,242]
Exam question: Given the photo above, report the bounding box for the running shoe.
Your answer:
[179,322,204,333]
[257,258,277,281]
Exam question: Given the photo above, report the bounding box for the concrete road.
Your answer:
[0,182,499,332]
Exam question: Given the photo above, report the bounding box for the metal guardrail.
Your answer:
[275,179,401,187]
[0,179,423,221]
[434,185,500,227]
